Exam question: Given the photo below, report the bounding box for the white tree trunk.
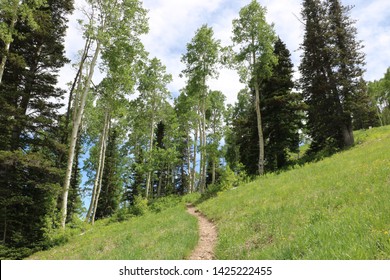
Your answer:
[61,40,101,229]
[145,112,155,199]
[0,16,17,85]
[187,134,193,193]
[91,111,110,224]
[191,127,198,191]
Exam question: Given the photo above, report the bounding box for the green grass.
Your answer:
[198,126,390,259]
[28,204,198,260]
[28,126,390,260]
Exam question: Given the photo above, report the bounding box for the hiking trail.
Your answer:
[186,205,217,260]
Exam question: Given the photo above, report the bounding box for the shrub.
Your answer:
[129,195,148,216]
[148,195,182,213]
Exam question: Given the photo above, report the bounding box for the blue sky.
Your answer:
[60,0,390,105]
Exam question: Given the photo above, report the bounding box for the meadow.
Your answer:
[28,126,390,259]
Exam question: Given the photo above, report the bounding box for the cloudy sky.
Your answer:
[60,0,390,105]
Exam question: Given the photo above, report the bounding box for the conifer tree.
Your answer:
[226,38,303,175]
[300,0,367,155]
[0,0,73,254]
[261,38,304,171]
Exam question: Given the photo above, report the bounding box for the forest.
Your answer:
[0,0,389,259]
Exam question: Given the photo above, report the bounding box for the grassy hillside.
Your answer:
[28,204,198,260]
[198,126,390,259]
[29,126,390,260]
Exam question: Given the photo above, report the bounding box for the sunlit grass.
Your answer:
[29,126,390,260]
[198,126,390,259]
[28,204,198,260]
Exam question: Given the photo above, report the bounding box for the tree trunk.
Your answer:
[61,39,101,229]
[0,14,17,85]
[157,169,163,197]
[199,118,204,192]
[187,134,193,193]
[64,38,92,140]
[91,112,110,225]
[253,47,265,176]
[85,111,108,222]
[192,127,198,191]
[254,81,265,176]
[201,100,207,192]
[342,124,354,148]
[145,112,155,199]
[211,114,217,185]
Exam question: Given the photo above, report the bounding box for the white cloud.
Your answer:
[59,0,390,106]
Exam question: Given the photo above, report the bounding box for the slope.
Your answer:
[198,126,390,259]
[28,204,199,260]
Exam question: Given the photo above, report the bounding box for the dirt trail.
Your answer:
[186,205,217,260]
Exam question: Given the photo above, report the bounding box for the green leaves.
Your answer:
[231,0,277,84]
[181,24,221,83]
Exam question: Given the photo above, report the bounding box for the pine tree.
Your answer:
[226,38,303,175]
[261,38,304,171]
[0,0,73,255]
[300,0,367,155]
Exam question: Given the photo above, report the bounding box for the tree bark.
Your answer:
[341,124,354,147]
[254,81,265,176]
[201,99,207,192]
[187,134,193,193]
[0,12,17,85]
[91,112,110,225]
[192,127,198,191]
[61,39,101,229]
[253,48,265,176]
[145,110,155,199]
[211,112,217,185]
[85,111,108,222]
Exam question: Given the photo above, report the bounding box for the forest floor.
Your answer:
[186,204,217,260]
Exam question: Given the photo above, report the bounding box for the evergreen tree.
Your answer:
[0,0,73,255]
[261,38,304,171]
[226,38,303,175]
[300,0,367,156]
[350,79,379,130]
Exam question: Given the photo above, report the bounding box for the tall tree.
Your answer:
[261,38,304,171]
[174,91,199,193]
[0,0,47,84]
[181,24,220,192]
[232,0,277,175]
[368,68,390,126]
[0,0,73,254]
[300,0,367,155]
[225,38,303,175]
[60,0,148,228]
[206,90,226,185]
[137,57,172,199]
[94,127,122,219]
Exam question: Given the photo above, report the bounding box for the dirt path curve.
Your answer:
[186,204,217,260]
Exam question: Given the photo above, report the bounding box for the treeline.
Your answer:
[0,0,386,259]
